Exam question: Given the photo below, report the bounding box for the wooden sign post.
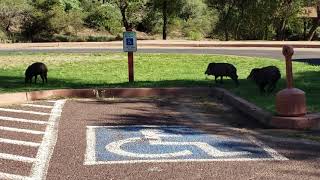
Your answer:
[123,29,137,83]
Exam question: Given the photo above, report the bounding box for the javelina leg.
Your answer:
[267,83,276,93]
[215,76,218,83]
[259,85,266,94]
[34,75,37,84]
[40,74,45,84]
[220,76,223,84]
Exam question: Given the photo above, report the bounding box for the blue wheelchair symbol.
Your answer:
[85,126,287,165]
[126,38,134,46]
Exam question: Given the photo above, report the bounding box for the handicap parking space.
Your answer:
[85,125,287,165]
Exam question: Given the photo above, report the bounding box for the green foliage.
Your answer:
[84,3,122,34]
[1,0,319,41]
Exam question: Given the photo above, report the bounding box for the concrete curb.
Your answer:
[0,87,319,130]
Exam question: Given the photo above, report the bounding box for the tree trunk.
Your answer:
[162,1,168,40]
[119,1,129,31]
[307,19,319,41]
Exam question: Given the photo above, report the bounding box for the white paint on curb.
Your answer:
[22,104,53,109]
[0,172,32,180]
[0,138,40,147]
[0,108,51,116]
[0,116,49,125]
[0,126,45,135]
[29,100,66,180]
[0,152,36,163]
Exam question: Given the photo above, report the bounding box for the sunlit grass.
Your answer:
[0,52,319,113]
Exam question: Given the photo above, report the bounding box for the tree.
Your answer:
[148,0,184,40]
[0,0,31,36]
[104,0,147,31]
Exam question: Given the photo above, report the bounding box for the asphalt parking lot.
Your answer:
[0,97,320,180]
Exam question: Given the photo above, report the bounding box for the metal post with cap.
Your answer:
[123,28,137,83]
[275,45,307,116]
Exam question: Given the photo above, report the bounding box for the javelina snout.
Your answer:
[205,63,239,86]
[247,66,280,93]
[25,62,48,85]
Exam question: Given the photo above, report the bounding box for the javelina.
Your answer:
[247,66,280,93]
[205,63,239,86]
[25,62,48,84]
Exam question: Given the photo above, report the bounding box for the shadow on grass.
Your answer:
[293,58,320,66]
[0,71,319,112]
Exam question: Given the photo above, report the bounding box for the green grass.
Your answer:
[0,52,319,113]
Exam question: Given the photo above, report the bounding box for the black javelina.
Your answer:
[25,62,48,84]
[205,63,239,86]
[247,66,280,93]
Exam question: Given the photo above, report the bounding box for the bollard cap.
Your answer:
[282,45,294,57]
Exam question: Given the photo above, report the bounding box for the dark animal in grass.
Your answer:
[205,63,239,86]
[25,62,48,84]
[247,66,280,93]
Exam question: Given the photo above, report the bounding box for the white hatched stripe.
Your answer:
[0,172,32,180]
[0,108,51,116]
[30,99,66,180]
[21,104,53,109]
[0,116,49,125]
[0,138,40,147]
[0,152,36,163]
[46,100,57,103]
[0,126,45,135]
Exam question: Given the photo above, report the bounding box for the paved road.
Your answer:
[1,47,320,61]
[1,97,319,179]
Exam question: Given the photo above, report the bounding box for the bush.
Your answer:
[0,30,8,43]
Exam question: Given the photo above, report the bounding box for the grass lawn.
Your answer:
[0,52,319,113]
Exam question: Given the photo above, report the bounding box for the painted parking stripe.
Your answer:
[0,172,32,180]
[30,99,66,180]
[0,126,45,135]
[0,152,36,163]
[0,116,49,125]
[0,108,51,116]
[21,104,53,109]
[0,138,40,147]
[46,100,58,103]
[246,135,288,160]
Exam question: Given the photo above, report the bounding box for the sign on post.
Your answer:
[123,31,137,52]
[123,31,137,82]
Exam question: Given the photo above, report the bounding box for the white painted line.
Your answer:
[246,135,288,161]
[85,157,286,165]
[21,104,53,109]
[0,126,45,135]
[84,126,96,165]
[0,152,36,163]
[0,108,51,116]
[46,100,57,103]
[0,172,32,180]
[0,116,49,125]
[0,138,40,147]
[30,100,66,180]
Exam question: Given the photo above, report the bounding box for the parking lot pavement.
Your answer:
[0,100,66,180]
[46,97,320,180]
[1,97,320,180]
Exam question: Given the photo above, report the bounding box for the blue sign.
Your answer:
[85,126,287,165]
[123,31,137,52]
